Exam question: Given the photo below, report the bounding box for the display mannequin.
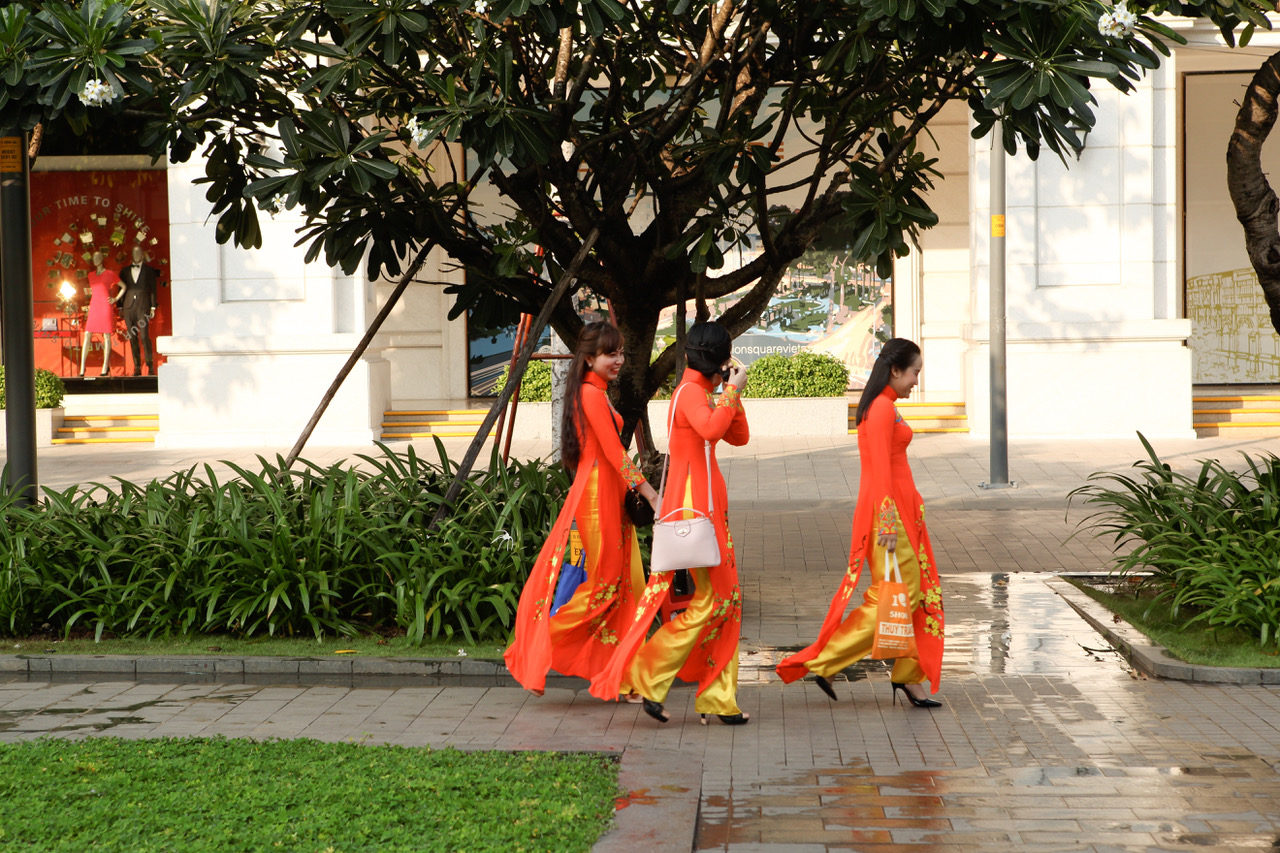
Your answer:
[79,250,124,377]
[118,245,159,375]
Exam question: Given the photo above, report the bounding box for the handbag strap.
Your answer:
[886,549,902,584]
[656,382,714,513]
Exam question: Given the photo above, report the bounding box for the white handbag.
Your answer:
[650,383,722,573]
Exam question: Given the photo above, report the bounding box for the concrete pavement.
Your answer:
[4,431,1280,851]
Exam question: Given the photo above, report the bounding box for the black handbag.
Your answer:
[616,411,664,528]
[624,487,654,527]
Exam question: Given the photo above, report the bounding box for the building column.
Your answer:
[155,158,390,448]
[964,60,1193,439]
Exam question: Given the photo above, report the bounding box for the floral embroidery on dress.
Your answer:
[531,551,565,622]
[838,555,863,601]
[591,582,619,607]
[716,385,742,410]
[636,577,672,622]
[619,456,644,487]
[876,498,898,536]
[698,586,741,647]
[589,616,619,645]
[924,614,943,638]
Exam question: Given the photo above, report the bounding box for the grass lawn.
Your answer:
[1068,578,1280,669]
[4,634,506,660]
[0,737,618,852]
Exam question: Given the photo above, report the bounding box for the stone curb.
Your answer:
[593,748,701,853]
[1046,575,1280,685]
[0,653,517,683]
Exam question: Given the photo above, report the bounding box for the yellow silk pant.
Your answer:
[806,519,927,685]
[627,477,741,716]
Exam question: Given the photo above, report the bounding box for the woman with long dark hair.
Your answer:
[776,338,945,707]
[590,321,752,725]
[505,322,660,696]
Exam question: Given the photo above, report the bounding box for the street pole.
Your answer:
[986,127,1011,489]
[0,130,38,506]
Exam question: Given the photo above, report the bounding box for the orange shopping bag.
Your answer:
[870,550,918,659]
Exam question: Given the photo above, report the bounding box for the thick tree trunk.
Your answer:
[1227,50,1280,336]
[427,224,603,533]
[615,307,660,447]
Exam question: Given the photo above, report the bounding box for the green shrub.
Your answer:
[743,350,849,398]
[0,441,569,644]
[496,359,553,402]
[0,367,66,409]
[1070,433,1280,650]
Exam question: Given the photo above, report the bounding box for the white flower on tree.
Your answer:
[78,78,116,107]
[1097,2,1137,39]
[405,116,431,149]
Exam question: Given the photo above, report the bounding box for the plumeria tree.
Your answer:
[1,0,1273,442]
[1229,48,1280,336]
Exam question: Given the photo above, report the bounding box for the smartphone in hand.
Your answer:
[720,356,743,384]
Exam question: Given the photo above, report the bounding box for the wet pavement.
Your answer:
[4,433,1280,851]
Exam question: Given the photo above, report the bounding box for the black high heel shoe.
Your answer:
[891,681,941,708]
[700,712,750,726]
[813,675,838,702]
[641,698,670,724]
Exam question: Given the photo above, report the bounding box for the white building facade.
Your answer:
[140,25,1280,446]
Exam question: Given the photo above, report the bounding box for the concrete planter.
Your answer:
[0,407,65,449]
[506,396,848,442]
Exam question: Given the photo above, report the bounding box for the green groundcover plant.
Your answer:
[1070,433,1280,650]
[0,441,569,645]
[0,738,618,852]
[1068,577,1280,669]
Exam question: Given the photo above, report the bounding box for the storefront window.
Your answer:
[30,169,171,380]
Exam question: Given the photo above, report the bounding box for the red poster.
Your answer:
[29,169,172,377]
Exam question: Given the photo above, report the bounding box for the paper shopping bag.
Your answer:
[870,551,918,659]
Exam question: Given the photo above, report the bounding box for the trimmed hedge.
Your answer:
[498,349,850,400]
[496,359,553,402]
[0,367,67,410]
[743,351,849,398]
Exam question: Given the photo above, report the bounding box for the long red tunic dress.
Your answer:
[504,371,648,694]
[85,269,121,334]
[590,369,749,714]
[776,386,945,691]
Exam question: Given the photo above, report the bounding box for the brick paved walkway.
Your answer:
[4,433,1280,851]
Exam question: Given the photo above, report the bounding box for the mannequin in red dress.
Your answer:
[79,251,124,377]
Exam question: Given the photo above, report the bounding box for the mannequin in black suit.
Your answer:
[119,245,159,376]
